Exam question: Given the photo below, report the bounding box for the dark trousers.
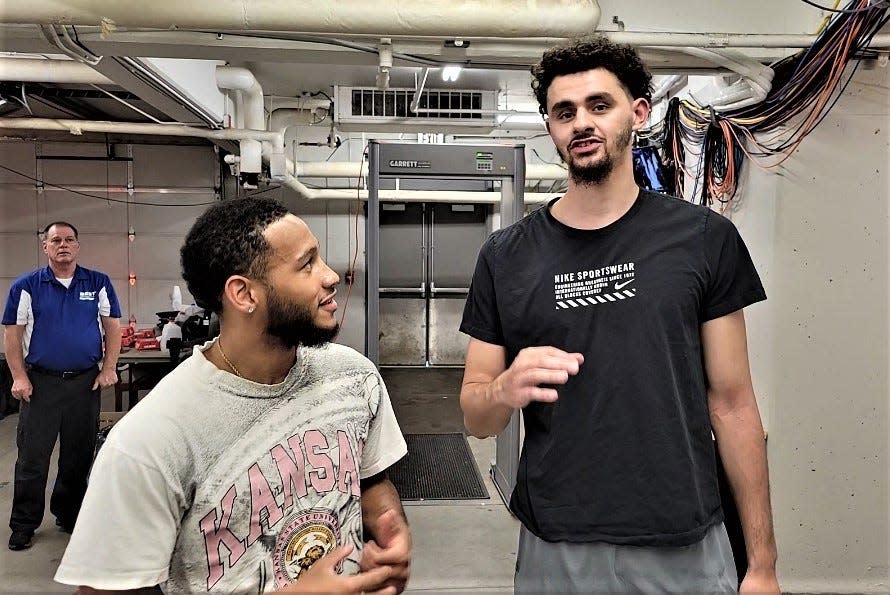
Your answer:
[9,368,99,533]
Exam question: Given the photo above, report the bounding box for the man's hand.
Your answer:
[740,567,780,594]
[278,544,395,594]
[92,368,118,391]
[360,509,411,593]
[491,346,584,409]
[10,375,32,402]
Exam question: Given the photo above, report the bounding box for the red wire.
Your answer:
[336,146,368,335]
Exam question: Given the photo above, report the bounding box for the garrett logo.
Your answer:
[273,510,341,587]
[388,159,430,169]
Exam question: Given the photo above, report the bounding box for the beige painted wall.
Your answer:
[730,65,889,593]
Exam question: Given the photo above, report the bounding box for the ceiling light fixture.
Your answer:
[441,65,462,82]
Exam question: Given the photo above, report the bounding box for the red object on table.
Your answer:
[135,338,161,351]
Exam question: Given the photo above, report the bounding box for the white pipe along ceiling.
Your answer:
[0,0,602,37]
[0,57,112,84]
[0,117,285,150]
[293,161,568,181]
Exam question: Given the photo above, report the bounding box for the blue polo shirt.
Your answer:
[2,265,122,371]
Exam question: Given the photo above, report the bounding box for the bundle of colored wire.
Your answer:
[653,0,889,208]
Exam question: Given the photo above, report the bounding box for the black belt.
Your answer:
[27,364,96,379]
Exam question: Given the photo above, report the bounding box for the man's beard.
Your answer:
[265,288,339,349]
[563,122,633,186]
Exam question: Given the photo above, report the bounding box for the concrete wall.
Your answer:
[729,65,890,593]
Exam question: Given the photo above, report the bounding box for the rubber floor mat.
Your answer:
[388,433,488,500]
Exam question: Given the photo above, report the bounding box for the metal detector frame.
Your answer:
[366,140,525,508]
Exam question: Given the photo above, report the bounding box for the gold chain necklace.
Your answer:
[216,338,242,378]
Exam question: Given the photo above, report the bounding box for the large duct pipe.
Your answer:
[0,0,601,38]
[0,57,113,85]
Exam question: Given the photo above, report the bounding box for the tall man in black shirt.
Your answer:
[460,35,779,594]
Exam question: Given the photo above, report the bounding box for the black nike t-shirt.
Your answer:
[460,190,766,547]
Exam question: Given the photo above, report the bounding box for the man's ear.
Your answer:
[222,275,259,315]
[631,98,651,130]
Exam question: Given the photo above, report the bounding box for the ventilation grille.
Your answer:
[334,86,498,131]
[350,88,484,119]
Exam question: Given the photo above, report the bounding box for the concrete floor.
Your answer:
[0,372,520,594]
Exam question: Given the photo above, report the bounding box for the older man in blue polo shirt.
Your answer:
[3,221,121,551]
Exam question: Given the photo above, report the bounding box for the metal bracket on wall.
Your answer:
[34,141,44,196]
[126,144,134,198]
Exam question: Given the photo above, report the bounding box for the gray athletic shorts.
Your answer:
[515,522,738,594]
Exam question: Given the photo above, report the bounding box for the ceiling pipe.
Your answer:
[420,32,890,49]
[0,116,287,180]
[377,38,393,90]
[252,148,540,203]
[683,47,774,111]
[231,91,245,129]
[266,97,332,139]
[268,108,330,140]
[293,161,567,180]
[216,66,266,174]
[215,67,264,130]
[0,116,284,148]
[279,158,566,202]
[37,24,102,65]
[266,97,331,113]
[279,187,556,204]
[0,57,113,85]
[0,0,601,37]
[610,31,890,49]
[651,75,688,104]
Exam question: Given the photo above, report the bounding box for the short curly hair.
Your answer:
[531,35,652,115]
[181,197,289,314]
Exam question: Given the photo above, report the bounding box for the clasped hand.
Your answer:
[279,509,410,595]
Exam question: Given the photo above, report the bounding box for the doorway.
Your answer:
[378,202,489,366]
